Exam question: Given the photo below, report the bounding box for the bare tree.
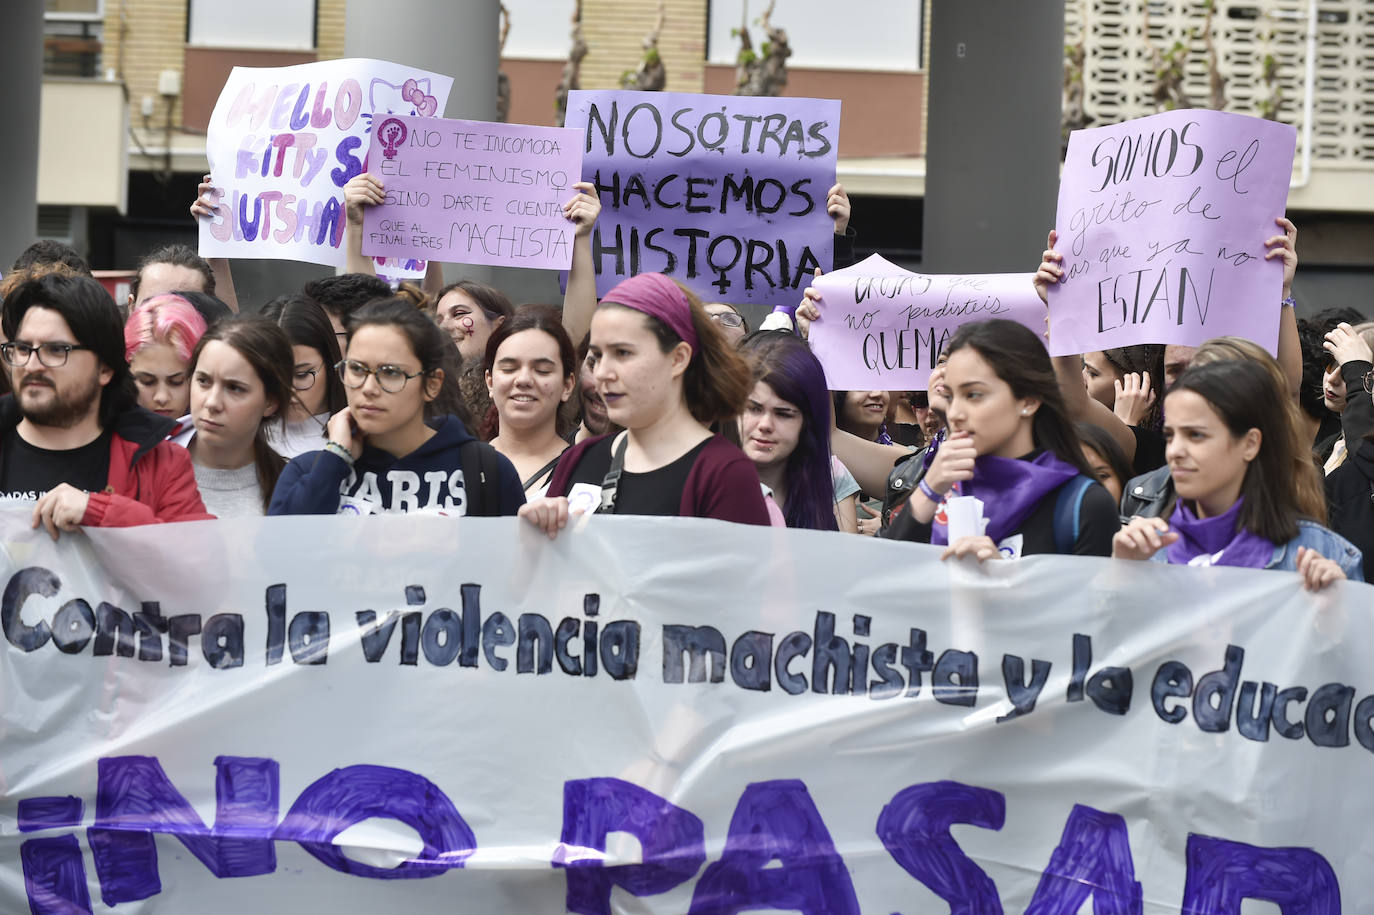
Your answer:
[496,4,511,123]
[1200,0,1227,111]
[553,0,587,126]
[734,0,790,97]
[1143,0,1226,112]
[620,0,667,91]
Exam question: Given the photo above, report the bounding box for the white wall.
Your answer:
[707,0,921,71]
[502,0,580,60]
[188,0,315,50]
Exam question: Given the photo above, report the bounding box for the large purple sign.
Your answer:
[565,89,840,308]
[360,115,583,270]
[1048,110,1297,356]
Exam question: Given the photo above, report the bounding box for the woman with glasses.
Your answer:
[123,294,208,444]
[703,303,748,346]
[260,294,347,458]
[1114,359,1360,589]
[268,298,524,516]
[187,316,293,517]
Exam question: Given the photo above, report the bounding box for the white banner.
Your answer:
[198,58,454,279]
[1,511,1370,913]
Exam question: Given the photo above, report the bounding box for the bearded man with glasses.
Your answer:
[0,274,211,537]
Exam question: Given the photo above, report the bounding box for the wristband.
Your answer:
[918,478,942,503]
[324,441,355,466]
[1280,296,1296,309]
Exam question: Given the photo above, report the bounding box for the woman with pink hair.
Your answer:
[123,294,208,443]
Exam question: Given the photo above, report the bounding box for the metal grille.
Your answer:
[1065,0,1372,167]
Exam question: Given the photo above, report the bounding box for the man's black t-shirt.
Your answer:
[0,427,111,501]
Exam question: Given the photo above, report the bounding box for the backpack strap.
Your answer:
[1053,475,1095,554]
[460,439,503,517]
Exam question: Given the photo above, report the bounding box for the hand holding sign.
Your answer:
[359,115,584,271]
[1047,109,1297,356]
[808,255,1045,391]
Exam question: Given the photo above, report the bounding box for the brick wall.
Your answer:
[581,0,707,92]
[101,0,347,131]
[102,0,188,125]
[316,0,347,60]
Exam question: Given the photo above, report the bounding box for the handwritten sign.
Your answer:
[2,512,1370,912]
[808,254,1045,390]
[1047,109,1297,356]
[565,89,840,308]
[358,116,581,270]
[199,58,454,279]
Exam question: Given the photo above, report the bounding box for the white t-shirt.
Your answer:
[266,413,330,460]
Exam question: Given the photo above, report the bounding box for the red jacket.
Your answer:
[0,395,212,527]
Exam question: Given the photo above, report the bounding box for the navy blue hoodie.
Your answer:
[267,416,524,516]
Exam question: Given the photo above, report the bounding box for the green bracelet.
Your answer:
[324,441,355,465]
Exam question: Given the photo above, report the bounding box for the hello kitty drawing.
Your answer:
[362,77,441,133]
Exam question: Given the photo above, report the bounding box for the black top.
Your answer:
[0,427,112,501]
[1130,425,1166,476]
[563,436,710,516]
[885,473,1119,556]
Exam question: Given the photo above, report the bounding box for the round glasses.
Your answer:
[709,311,743,328]
[292,366,320,391]
[335,359,424,394]
[1,341,93,368]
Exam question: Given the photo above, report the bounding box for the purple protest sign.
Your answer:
[1048,109,1297,356]
[808,255,1045,391]
[565,89,840,309]
[360,116,583,270]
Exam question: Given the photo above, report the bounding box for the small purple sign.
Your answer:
[809,255,1045,391]
[361,115,583,271]
[565,89,840,308]
[1048,109,1297,356]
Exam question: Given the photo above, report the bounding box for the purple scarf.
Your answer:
[931,451,1079,546]
[1165,498,1274,569]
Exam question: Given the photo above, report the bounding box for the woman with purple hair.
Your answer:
[738,332,842,532]
[520,273,770,536]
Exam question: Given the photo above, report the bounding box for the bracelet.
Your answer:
[1280,296,1296,309]
[917,478,943,503]
[324,441,355,466]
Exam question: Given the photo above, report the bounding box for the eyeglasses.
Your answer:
[709,311,743,328]
[1,341,94,368]
[292,366,320,391]
[335,359,424,394]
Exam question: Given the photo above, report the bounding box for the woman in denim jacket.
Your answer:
[1113,359,1361,590]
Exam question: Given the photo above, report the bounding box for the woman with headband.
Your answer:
[520,273,770,536]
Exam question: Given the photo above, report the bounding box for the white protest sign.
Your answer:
[1,512,1369,913]
[808,254,1045,391]
[198,58,454,279]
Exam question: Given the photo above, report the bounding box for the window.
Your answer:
[44,0,103,78]
[187,0,316,51]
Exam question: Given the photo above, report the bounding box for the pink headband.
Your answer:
[601,273,698,351]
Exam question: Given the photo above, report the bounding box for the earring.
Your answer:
[1021,408,1029,415]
